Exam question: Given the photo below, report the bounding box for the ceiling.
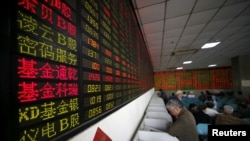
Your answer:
[132,0,250,72]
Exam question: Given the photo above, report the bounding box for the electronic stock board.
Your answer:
[7,0,154,140]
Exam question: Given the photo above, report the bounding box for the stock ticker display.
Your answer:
[154,67,232,90]
[15,0,153,140]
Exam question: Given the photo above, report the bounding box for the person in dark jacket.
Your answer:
[193,104,211,124]
[188,103,198,115]
[166,99,199,141]
[158,88,168,105]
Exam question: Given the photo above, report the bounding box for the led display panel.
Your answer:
[10,0,154,140]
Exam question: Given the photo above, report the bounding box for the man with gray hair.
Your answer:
[215,105,249,125]
[169,89,183,106]
[165,99,199,141]
[175,90,184,100]
[223,105,234,114]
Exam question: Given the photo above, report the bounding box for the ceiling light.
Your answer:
[201,41,221,49]
[183,61,192,64]
[208,64,217,67]
[176,67,183,70]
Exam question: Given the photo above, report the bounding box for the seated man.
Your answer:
[193,104,211,124]
[204,102,219,117]
[166,99,199,141]
[215,105,249,125]
[188,103,198,115]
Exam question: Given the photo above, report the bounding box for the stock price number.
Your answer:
[84,84,101,93]
[83,72,101,81]
[84,95,102,107]
[105,93,114,101]
[87,106,102,119]
[105,101,114,111]
[104,84,113,91]
[88,72,100,81]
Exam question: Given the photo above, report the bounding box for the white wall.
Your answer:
[68,88,155,141]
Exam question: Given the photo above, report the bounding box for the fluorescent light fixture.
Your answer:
[176,67,183,70]
[172,49,198,56]
[208,64,217,67]
[183,61,192,64]
[201,41,221,49]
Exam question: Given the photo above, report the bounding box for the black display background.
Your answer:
[1,0,154,141]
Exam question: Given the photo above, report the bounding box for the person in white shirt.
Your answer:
[204,102,219,117]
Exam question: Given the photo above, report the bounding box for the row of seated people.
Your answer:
[134,89,250,141]
[184,90,250,122]
[181,90,250,141]
[158,89,250,121]
[188,102,250,125]
[168,90,250,116]
[189,102,250,141]
[177,89,250,139]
